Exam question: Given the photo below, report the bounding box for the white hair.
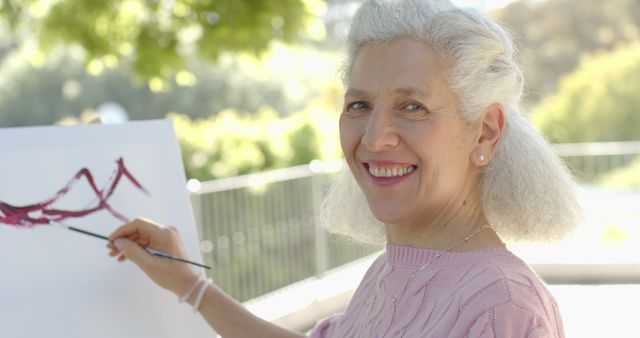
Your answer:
[320,0,582,244]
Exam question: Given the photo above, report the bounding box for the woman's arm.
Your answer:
[108,218,305,338]
[184,281,305,338]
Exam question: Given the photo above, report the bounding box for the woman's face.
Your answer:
[340,38,480,227]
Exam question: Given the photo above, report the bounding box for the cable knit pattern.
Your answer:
[310,244,563,338]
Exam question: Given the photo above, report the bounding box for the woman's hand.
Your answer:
[109,218,305,338]
[107,217,201,297]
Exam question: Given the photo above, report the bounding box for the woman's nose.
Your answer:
[361,110,399,152]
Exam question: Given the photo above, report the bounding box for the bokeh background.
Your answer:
[1,0,638,182]
[1,0,639,336]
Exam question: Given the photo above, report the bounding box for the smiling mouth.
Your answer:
[364,163,417,178]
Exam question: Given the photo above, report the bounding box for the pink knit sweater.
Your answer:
[310,244,564,337]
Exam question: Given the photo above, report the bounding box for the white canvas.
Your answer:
[0,120,215,338]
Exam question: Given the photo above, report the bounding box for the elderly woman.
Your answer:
[108,0,581,337]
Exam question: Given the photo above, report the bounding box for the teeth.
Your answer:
[368,165,416,178]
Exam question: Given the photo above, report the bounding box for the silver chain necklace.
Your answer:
[362,224,493,338]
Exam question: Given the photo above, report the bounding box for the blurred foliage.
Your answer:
[599,156,640,188]
[4,0,639,181]
[533,43,640,143]
[0,43,342,127]
[169,94,342,180]
[0,15,344,180]
[0,0,326,80]
[491,0,640,107]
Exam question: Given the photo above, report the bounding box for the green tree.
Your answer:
[533,43,640,143]
[0,42,342,127]
[491,0,640,107]
[0,50,291,126]
[0,0,325,79]
[169,103,340,180]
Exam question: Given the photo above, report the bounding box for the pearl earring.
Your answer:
[479,155,485,161]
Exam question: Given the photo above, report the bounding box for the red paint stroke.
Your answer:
[0,157,149,228]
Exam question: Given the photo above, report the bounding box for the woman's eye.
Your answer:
[401,102,429,118]
[344,101,370,115]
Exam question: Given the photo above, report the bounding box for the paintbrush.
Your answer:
[49,221,211,270]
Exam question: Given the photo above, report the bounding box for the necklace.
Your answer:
[362,224,493,338]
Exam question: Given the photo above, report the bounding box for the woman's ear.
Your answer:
[472,103,505,166]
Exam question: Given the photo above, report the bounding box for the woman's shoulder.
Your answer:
[376,244,557,312]
[447,248,560,320]
[444,249,564,336]
[449,248,554,301]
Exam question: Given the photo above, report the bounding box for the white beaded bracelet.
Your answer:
[179,273,203,303]
[193,278,212,313]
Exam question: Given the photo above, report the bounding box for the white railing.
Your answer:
[190,141,640,302]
